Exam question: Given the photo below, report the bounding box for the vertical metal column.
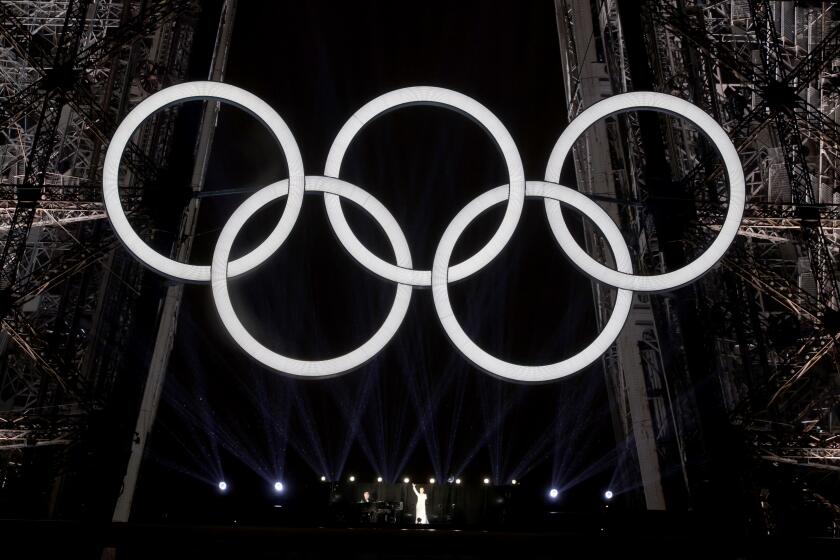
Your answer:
[555,0,676,510]
[110,0,238,523]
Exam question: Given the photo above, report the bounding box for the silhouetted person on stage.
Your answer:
[412,483,428,524]
[359,490,376,523]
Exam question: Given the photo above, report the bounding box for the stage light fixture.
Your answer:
[377,476,383,483]
[511,479,518,485]
[604,490,614,500]
[403,477,410,483]
[549,488,559,499]
[218,481,228,492]
[274,482,284,492]
[429,478,435,484]
[455,478,462,485]
[320,476,326,482]
[483,478,490,485]
[349,475,356,482]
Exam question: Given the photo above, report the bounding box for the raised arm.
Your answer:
[412,483,419,497]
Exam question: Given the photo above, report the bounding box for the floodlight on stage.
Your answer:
[455,478,462,485]
[320,476,326,482]
[349,475,355,482]
[377,476,383,483]
[429,478,435,484]
[549,488,559,499]
[511,479,518,485]
[483,478,490,485]
[604,490,614,500]
[274,482,284,493]
[403,477,410,484]
[218,481,228,492]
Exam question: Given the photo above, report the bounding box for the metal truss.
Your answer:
[557,0,693,510]
[642,1,840,424]
[0,0,196,472]
[766,447,840,461]
[653,0,840,519]
[757,425,840,471]
[558,0,840,522]
[600,2,840,412]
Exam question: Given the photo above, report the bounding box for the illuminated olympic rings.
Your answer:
[103,82,745,382]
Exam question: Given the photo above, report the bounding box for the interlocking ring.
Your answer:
[323,87,525,286]
[211,176,412,377]
[431,181,633,383]
[104,83,744,382]
[103,81,305,282]
[543,91,745,292]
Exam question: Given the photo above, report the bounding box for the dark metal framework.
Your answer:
[0,0,197,513]
[557,0,840,531]
[0,0,837,530]
[646,0,840,461]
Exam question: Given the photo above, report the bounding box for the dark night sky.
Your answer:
[134,0,624,519]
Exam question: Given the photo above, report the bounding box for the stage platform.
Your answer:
[1,518,836,559]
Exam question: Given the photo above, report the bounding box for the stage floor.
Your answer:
[1,519,837,559]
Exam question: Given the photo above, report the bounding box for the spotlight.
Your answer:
[403,477,410,483]
[483,478,490,485]
[549,488,559,499]
[447,476,455,484]
[349,475,355,482]
[274,482,284,493]
[377,476,383,483]
[511,479,517,485]
[320,476,326,482]
[429,478,435,484]
[455,478,462,485]
[218,481,228,492]
[604,490,614,500]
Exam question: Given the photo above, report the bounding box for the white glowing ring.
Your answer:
[103,83,746,382]
[544,91,745,292]
[431,181,633,383]
[103,81,305,282]
[210,175,412,377]
[323,86,525,286]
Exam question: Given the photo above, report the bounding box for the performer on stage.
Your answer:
[358,490,376,523]
[411,483,428,524]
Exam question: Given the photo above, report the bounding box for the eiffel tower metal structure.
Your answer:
[0,0,198,515]
[555,0,840,530]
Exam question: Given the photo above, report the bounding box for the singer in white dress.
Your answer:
[411,483,428,524]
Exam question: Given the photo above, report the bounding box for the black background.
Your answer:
[131,0,622,523]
